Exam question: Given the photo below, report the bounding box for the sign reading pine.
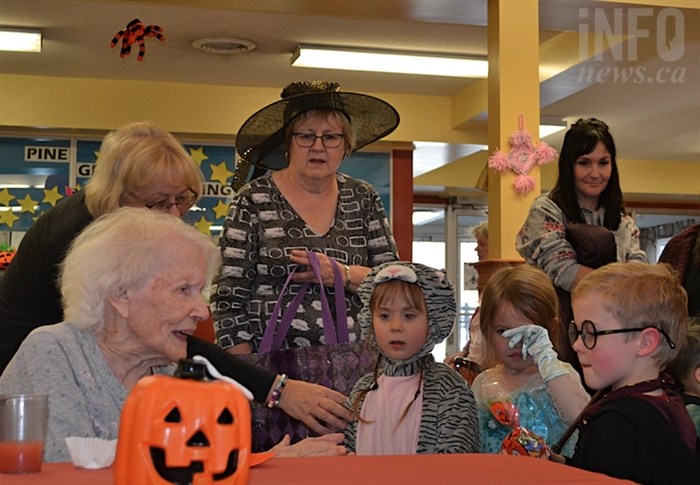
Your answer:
[25,146,70,162]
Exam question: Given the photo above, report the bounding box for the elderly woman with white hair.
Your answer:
[0,121,204,373]
[0,208,348,462]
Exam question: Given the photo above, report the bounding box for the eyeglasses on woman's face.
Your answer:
[292,132,344,148]
[127,187,197,215]
[568,319,676,350]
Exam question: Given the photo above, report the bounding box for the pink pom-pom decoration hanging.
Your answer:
[513,175,536,195]
[487,150,510,172]
[487,114,558,195]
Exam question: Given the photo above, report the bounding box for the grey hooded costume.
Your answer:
[343,261,479,454]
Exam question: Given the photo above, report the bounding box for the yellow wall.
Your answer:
[0,74,477,145]
[1,73,698,200]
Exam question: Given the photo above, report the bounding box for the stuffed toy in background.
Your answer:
[110,18,165,61]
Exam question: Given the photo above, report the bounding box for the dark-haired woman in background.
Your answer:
[516,118,647,366]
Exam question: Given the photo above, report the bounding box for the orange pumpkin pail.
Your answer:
[114,359,254,485]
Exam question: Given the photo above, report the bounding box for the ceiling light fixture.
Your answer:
[291,45,487,78]
[0,28,42,53]
[191,37,255,55]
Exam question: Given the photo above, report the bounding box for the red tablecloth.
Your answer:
[0,454,634,484]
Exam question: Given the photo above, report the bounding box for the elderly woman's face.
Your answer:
[287,112,346,180]
[122,240,209,363]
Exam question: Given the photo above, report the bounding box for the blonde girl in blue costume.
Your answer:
[471,265,590,457]
[343,262,479,454]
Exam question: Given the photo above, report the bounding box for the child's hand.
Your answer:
[504,325,550,358]
[271,433,348,458]
[549,451,566,464]
[503,325,569,382]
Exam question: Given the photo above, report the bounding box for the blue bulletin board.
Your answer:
[0,136,390,235]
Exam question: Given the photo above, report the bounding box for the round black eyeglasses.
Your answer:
[568,320,676,350]
[292,132,344,148]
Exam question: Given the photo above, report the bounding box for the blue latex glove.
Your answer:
[502,325,569,382]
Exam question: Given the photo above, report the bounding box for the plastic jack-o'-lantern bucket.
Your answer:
[0,250,14,271]
[114,359,254,485]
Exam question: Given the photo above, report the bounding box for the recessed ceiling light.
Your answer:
[191,37,255,55]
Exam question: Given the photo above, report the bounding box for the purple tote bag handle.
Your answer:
[259,251,348,353]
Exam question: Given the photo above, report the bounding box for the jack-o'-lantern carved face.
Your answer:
[0,251,14,270]
[114,371,252,485]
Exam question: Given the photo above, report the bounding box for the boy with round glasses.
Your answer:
[562,261,699,483]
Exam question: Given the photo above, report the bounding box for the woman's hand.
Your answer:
[271,433,348,458]
[289,249,341,288]
[288,250,369,292]
[278,379,353,435]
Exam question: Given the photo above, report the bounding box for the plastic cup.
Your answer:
[0,394,49,474]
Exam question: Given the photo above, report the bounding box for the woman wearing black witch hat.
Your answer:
[212,81,400,354]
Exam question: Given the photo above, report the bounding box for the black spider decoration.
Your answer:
[110,18,165,61]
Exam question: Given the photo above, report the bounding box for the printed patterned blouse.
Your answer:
[516,195,647,292]
[212,171,398,351]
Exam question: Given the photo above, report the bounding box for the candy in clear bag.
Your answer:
[489,400,550,458]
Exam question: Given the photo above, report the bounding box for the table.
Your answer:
[0,454,634,484]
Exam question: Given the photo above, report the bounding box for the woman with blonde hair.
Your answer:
[0,121,203,373]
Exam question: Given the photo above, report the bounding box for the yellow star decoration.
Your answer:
[210,161,233,186]
[18,194,39,214]
[189,147,209,166]
[0,188,16,207]
[194,216,213,235]
[42,186,64,207]
[212,200,230,220]
[0,208,19,228]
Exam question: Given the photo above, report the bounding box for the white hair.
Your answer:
[60,207,220,331]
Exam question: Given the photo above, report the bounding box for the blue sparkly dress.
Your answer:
[472,365,578,457]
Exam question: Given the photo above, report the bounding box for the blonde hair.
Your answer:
[284,110,356,158]
[85,121,203,217]
[61,207,220,333]
[472,221,489,239]
[667,319,700,391]
[573,262,688,366]
[479,265,559,369]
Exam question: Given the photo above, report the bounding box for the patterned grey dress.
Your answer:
[212,171,398,351]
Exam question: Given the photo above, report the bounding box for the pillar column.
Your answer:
[486,0,541,262]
